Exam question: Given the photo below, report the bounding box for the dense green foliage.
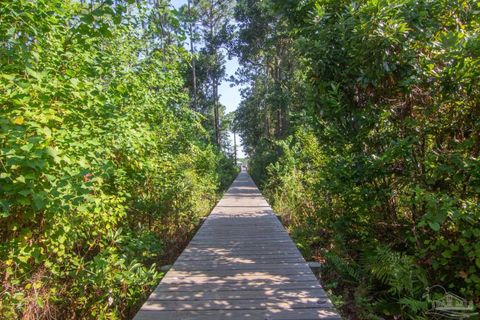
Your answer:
[0,1,236,318]
[235,0,480,318]
[2,0,479,318]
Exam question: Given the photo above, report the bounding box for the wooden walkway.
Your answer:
[134,170,341,320]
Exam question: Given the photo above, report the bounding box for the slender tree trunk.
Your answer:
[187,0,197,110]
[213,76,220,146]
[264,65,271,137]
[208,3,220,146]
[233,132,237,164]
[276,108,282,138]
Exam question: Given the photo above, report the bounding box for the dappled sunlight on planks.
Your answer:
[134,170,341,320]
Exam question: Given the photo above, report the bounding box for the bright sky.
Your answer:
[171,0,245,158]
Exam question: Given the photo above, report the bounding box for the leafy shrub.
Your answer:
[235,0,480,317]
[0,1,236,318]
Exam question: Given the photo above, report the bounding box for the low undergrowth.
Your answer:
[258,129,479,320]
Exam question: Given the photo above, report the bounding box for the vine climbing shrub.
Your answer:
[0,1,236,319]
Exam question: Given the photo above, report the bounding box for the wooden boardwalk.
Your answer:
[134,170,341,320]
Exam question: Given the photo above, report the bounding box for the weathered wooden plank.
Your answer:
[185,238,293,244]
[148,288,328,301]
[190,237,291,241]
[170,263,311,276]
[187,239,292,243]
[175,255,303,263]
[177,251,302,257]
[180,250,301,256]
[135,308,342,320]
[173,257,304,265]
[160,274,318,284]
[174,257,303,264]
[152,281,324,293]
[171,263,310,271]
[141,297,333,311]
[166,267,314,277]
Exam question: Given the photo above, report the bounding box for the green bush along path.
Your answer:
[234,0,480,319]
[1,1,236,319]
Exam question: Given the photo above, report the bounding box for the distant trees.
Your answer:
[233,0,301,181]
[179,0,234,147]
